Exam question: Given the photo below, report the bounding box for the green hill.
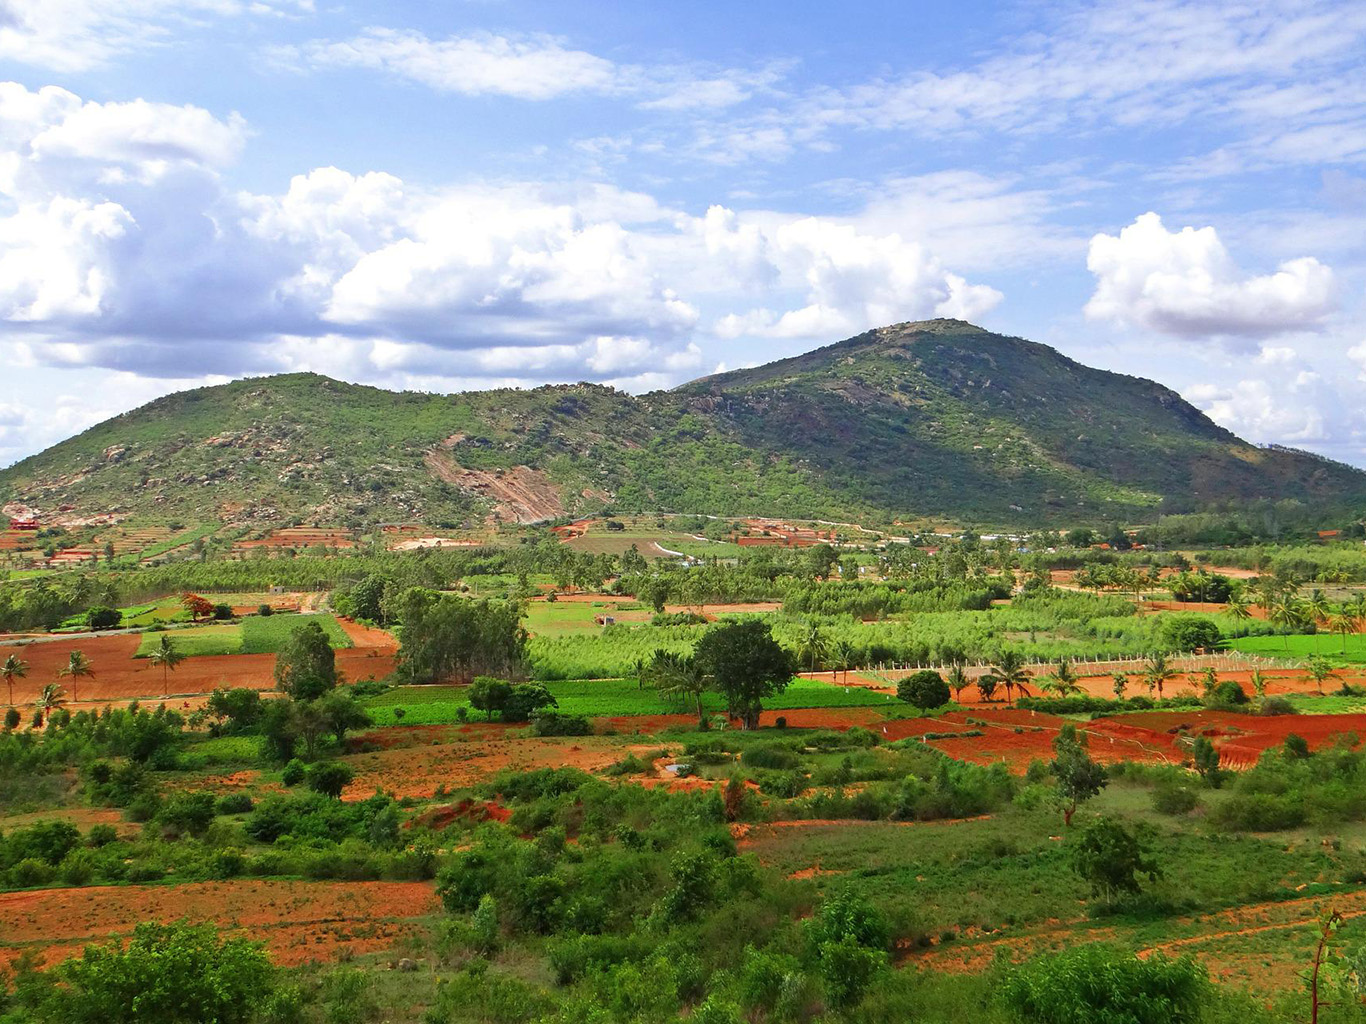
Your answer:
[3,319,1362,527]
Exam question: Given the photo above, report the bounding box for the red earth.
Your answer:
[0,879,438,970]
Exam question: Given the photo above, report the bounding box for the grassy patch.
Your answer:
[1228,632,1366,663]
[135,624,241,657]
[239,613,352,654]
[362,676,896,725]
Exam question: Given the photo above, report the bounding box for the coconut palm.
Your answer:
[1040,657,1082,698]
[1142,654,1177,699]
[945,662,971,703]
[643,649,709,727]
[1269,598,1306,652]
[1302,657,1340,695]
[982,649,1032,705]
[2,653,28,706]
[35,682,66,724]
[797,624,828,675]
[1307,590,1333,653]
[830,639,855,683]
[1329,611,1357,656]
[56,650,95,704]
[147,634,186,698]
[1225,595,1252,622]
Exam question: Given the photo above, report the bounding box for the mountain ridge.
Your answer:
[3,320,1362,528]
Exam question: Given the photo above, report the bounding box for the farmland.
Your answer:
[9,529,1366,1022]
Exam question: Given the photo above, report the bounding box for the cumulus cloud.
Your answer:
[1084,213,1334,339]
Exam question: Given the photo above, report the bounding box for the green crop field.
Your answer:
[1228,632,1366,663]
[135,624,241,657]
[522,599,649,637]
[361,676,897,725]
[239,613,352,654]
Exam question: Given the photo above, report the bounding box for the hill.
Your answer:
[3,320,1362,527]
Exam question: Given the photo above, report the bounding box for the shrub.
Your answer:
[281,759,307,786]
[1206,680,1248,707]
[1002,944,1208,1024]
[1151,785,1199,815]
[1257,697,1298,716]
[257,604,274,617]
[1160,616,1222,652]
[743,744,801,770]
[216,793,255,815]
[86,606,122,629]
[306,761,355,799]
[897,670,950,709]
[4,707,18,730]
[212,604,234,621]
[158,791,217,837]
[530,711,592,736]
[86,824,118,847]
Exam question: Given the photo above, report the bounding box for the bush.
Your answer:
[212,604,234,621]
[86,606,122,629]
[257,604,274,617]
[1151,785,1199,815]
[1002,944,1209,1024]
[216,793,255,815]
[897,670,950,710]
[1160,616,1222,652]
[1205,680,1248,707]
[157,791,216,837]
[742,744,801,770]
[1257,696,1298,716]
[4,707,18,730]
[529,711,592,736]
[306,761,355,799]
[281,759,307,786]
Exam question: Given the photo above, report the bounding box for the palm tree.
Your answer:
[1307,590,1333,653]
[643,649,709,727]
[2,653,28,706]
[1249,668,1269,700]
[946,662,971,703]
[1269,598,1305,652]
[830,639,855,683]
[982,650,1032,705]
[1199,667,1220,700]
[1225,595,1252,623]
[797,624,828,675]
[57,650,94,704]
[1329,612,1356,656]
[147,634,186,698]
[1302,657,1340,695]
[1040,657,1082,698]
[1142,654,1177,699]
[35,682,66,725]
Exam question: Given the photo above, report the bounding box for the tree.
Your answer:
[393,589,527,684]
[1040,657,1082,698]
[501,683,556,722]
[796,623,828,674]
[146,634,185,698]
[86,606,121,629]
[975,672,999,702]
[1307,589,1333,653]
[1051,724,1106,826]
[306,760,354,798]
[206,687,263,733]
[982,649,1032,704]
[1192,736,1222,786]
[42,920,274,1024]
[1160,616,1221,653]
[1069,816,1161,906]
[33,682,65,722]
[318,690,372,746]
[694,620,796,730]
[57,650,94,704]
[273,621,337,700]
[945,662,971,703]
[2,653,28,706]
[469,676,513,720]
[897,670,950,710]
[830,638,855,683]
[181,593,215,621]
[1250,668,1268,699]
[1302,657,1340,695]
[643,649,709,726]
[1111,672,1128,700]
[1141,653,1176,699]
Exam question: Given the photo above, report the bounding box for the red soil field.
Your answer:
[0,880,438,970]
[0,622,397,707]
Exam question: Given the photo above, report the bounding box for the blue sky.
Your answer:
[2,0,1365,468]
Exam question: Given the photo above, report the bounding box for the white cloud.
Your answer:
[0,196,132,320]
[275,28,617,101]
[0,0,312,72]
[1084,213,1334,339]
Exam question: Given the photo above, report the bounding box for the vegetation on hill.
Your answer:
[5,319,1362,528]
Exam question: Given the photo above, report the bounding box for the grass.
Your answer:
[523,600,649,637]
[135,624,241,657]
[240,613,352,654]
[1228,632,1366,663]
[131,613,352,657]
[361,677,899,726]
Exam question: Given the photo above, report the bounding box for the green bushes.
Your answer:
[1002,944,1209,1024]
[897,669,950,709]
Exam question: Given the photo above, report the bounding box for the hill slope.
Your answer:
[3,320,1362,527]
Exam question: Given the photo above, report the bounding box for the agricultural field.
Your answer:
[11,532,1366,1022]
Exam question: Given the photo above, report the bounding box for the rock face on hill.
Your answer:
[3,319,1363,527]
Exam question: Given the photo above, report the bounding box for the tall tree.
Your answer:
[982,649,1032,705]
[694,620,795,730]
[147,634,185,698]
[642,649,709,727]
[273,622,337,700]
[57,650,94,704]
[2,653,28,706]
[1141,653,1176,699]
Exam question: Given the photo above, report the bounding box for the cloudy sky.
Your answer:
[2,0,1366,468]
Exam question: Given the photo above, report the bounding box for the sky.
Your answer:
[2,0,1366,468]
